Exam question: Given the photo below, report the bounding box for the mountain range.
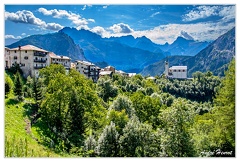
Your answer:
[141,27,235,77]
[6,26,234,76]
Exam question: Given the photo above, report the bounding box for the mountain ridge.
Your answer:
[7,32,86,61]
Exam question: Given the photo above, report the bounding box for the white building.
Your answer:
[75,60,100,82]
[165,61,187,79]
[5,45,71,77]
[49,52,71,70]
[6,45,50,77]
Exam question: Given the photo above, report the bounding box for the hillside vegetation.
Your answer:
[4,59,235,157]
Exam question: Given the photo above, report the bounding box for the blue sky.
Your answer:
[4,4,235,44]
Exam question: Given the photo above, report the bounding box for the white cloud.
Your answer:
[45,23,64,30]
[183,6,219,21]
[21,33,26,36]
[89,19,234,45]
[109,23,134,34]
[132,21,235,44]
[91,26,110,37]
[82,5,92,10]
[5,10,63,31]
[150,11,160,18]
[219,6,235,22]
[82,5,87,10]
[182,5,235,22]
[88,19,95,23]
[38,8,95,28]
[76,25,90,30]
[5,34,22,39]
[103,5,108,9]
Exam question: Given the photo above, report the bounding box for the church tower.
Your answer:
[165,61,169,76]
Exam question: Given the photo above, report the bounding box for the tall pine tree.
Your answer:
[13,71,23,101]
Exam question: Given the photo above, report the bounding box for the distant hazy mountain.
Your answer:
[160,36,210,56]
[108,35,166,54]
[141,27,235,77]
[7,32,85,61]
[59,27,166,72]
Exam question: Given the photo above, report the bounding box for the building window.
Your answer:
[14,50,16,53]
[178,70,181,72]
[24,56,28,60]
[183,70,185,72]
[25,50,27,53]
[173,70,176,72]
[14,56,17,60]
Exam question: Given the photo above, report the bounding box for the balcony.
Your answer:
[34,59,47,63]
[34,51,47,57]
[34,65,45,69]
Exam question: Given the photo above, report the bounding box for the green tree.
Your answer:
[213,58,235,155]
[39,64,66,86]
[96,122,120,157]
[13,71,24,101]
[97,77,118,102]
[107,109,129,135]
[5,73,14,97]
[119,116,153,157]
[109,95,135,117]
[40,68,107,150]
[131,92,162,128]
[84,135,97,157]
[160,98,195,157]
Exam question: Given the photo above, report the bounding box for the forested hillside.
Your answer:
[5,58,235,157]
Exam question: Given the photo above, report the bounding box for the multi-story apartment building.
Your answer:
[75,60,100,82]
[49,52,71,70]
[6,45,49,77]
[4,45,71,77]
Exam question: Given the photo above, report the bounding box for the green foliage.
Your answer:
[107,109,129,135]
[13,71,24,101]
[119,116,153,157]
[191,59,235,157]
[131,91,162,128]
[160,71,221,102]
[39,64,66,85]
[5,60,235,157]
[96,122,120,157]
[160,98,196,157]
[40,68,107,150]
[97,77,118,102]
[84,135,97,152]
[109,95,135,117]
[5,73,14,97]
[7,63,23,75]
[212,58,235,154]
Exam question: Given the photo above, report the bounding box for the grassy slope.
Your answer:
[5,94,60,157]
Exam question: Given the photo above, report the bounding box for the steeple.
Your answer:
[165,61,169,76]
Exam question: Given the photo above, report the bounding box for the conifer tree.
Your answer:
[13,71,23,101]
